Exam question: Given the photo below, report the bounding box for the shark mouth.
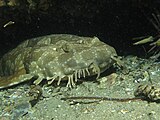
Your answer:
[44,63,101,88]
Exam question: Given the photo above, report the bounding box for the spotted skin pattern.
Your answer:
[0,34,117,89]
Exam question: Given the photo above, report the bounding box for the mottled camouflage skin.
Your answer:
[0,34,117,89]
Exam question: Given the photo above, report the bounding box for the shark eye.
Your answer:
[78,40,86,44]
[61,43,71,53]
[76,39,92,47]
[78,39,92,44]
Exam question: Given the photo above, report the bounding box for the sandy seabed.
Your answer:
[0,56,160,120]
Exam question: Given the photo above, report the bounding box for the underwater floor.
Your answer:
[0,56,160,120]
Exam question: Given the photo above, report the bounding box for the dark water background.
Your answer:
[0,0,159,57]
